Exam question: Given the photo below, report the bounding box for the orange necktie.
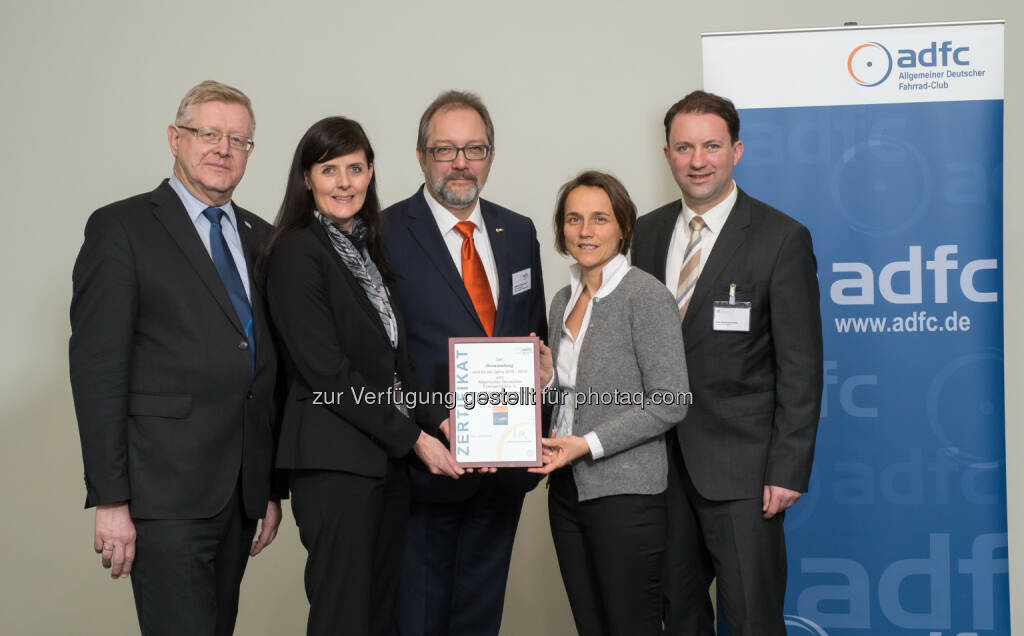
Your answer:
[454,221,496,336]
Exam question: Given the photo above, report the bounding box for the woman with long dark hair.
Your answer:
[261,116,462,636]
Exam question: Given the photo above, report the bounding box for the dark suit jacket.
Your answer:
[632,188,823,501]
[382,187,548,502]
[263,220,448,475]
[70,179,280,520]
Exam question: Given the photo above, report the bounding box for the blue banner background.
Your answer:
[723,100,1008,635]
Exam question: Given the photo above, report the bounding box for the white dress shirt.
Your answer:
[663,181,738,297]
[169,175,251,300]
[422,188,500,306]
[555,253,632,460]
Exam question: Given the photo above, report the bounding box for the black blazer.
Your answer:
[381,187,548,502]
[264,220,446,477]
[632,188,823,501]
[70,179,280,520]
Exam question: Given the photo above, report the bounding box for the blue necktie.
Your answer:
[202,207,254,372]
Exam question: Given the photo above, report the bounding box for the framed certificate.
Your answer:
[448,337,542,468]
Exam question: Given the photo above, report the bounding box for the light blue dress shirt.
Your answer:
[169,175,252,300]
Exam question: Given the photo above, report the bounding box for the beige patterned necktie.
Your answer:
[676,215,707,320]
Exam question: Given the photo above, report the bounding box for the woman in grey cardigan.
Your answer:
[530,171,689,635]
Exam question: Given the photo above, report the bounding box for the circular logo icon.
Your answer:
[829,135,931,237]
[926,351,1005,468]
[848,42,893,86]
[785,615,830,635]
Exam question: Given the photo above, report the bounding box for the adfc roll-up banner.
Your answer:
[702,21,1007,635]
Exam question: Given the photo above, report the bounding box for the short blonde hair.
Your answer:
[174,80,255,133]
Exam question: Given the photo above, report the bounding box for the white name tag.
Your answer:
[512,268,531,295]
[712,302,751,332]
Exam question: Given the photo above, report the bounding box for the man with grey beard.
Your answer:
[382,90,547,635]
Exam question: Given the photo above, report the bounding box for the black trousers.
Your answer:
[548,469,666,636]
[662,434,788,636]
[289,463,409,636]
[130,485,257,636]
[396,478,525,636]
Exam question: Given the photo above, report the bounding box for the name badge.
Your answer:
[512,268,531,295]
[712,283,751,332]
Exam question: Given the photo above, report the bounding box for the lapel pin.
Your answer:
[244,220,253,229]
[495,228,504,232]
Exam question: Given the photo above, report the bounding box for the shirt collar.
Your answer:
[681,180,738,236]
[569,253,630,300]
[422,186,484,235]
[169,174,238,230]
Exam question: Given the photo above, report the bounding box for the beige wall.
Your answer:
[1,1,1019,633]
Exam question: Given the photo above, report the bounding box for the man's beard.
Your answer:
[428,170,481,209]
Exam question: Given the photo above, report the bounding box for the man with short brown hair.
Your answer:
[632,90,823,635]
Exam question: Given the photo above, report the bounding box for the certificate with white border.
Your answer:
[448,337,542,468]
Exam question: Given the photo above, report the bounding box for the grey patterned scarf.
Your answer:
[315,211,398,349]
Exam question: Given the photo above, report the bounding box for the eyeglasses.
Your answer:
[422,145,491,162]
[176,125,254,151]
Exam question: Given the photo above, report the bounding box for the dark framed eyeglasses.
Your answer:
[421,145,491,162]
[176,125,254,151]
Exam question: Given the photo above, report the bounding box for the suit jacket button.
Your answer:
[238,341,249,350]
[247,392,255,400]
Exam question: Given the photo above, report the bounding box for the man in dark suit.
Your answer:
[631,90,823,635]
[382,90,547,636]
[70,80,282,636]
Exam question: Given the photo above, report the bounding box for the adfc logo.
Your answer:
[847,42,893,86]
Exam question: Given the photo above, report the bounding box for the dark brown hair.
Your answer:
[553,171,636,256]
[663,90,740,144]
[259,116,394,282]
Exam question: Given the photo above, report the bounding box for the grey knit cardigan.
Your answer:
[548,266,690,501]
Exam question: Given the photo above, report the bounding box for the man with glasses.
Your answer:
[382,90,547,635]
[70,80,283,636]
